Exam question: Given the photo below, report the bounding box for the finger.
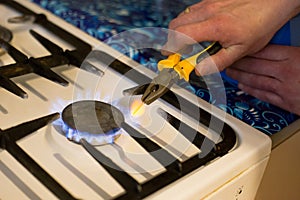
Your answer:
[231,57,281,78]
[173,19,225,43]
[238,83,284,109]
[194,56,220,75]
[170,12,207,30]
[249,44,290,60]
[170,6,213,29]
[163,19,226,54]
[226,68,281,93]
[195,45,243,75]
[177,1,207,17]
[161,28,200,55]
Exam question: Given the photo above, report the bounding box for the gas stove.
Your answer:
[0,1,271,199]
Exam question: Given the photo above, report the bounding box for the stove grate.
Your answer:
[0,108,236,200]
[0,0,93,99]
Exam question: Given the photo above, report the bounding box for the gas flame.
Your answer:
[130,99,145,117]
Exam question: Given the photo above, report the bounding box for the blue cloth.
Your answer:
[270,14,300,46]
[270,22,291,45]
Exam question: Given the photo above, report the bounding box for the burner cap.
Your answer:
[61,100,124,145]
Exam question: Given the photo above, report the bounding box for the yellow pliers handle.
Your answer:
[158,41,222,81]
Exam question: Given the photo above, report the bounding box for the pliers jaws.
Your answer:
[141,68,179,105]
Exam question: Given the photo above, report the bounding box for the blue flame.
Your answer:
[62,122,121,145]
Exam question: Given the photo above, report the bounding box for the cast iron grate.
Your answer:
[0,0,92,99]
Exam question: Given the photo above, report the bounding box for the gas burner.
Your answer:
[0,25,12,56]
[61,100,124,145]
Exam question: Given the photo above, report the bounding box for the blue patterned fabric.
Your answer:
[31,0,298,135]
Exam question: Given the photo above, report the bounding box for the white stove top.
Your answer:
[0,1,271,199]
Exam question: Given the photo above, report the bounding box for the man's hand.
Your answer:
[226,45,300,115]
[163,0,300,75]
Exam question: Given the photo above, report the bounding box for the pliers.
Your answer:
[124,41,222,105]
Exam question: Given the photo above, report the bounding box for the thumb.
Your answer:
[195,47,241,76]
